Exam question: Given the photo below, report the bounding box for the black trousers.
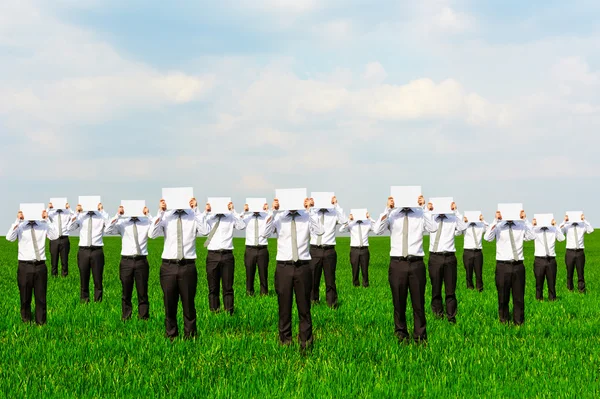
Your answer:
[388,257,427,341]
[120,256,150,320]
[275,261,313,347]
[17,261,48,325]
[534,257,557,301]
[77,247,105,302]
[159,260,197,338]
[565,249,586,292]
[428,252,458,320]
[206,251,235,313]
[50,236,70,276]
[495,261,525,325]
[244,246,269,295]
[310,246,338,307]
[463,249,484,291]
[350,247,370,287]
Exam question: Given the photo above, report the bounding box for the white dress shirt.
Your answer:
[242,212,270,246]
[263,210,324,261]
[373,207,438,257]
[528,224,565,257]
[203,212,246,251]
[105,214,154,256]
[484,220,535,261]
[47,208,75,236]
[309,205,348,246]
[339,219,374,247]
[69,211,110,247]
[460,221,489,250]
[427,212,467,253]
[148,209,209,260]
[559,220,594,249]
[6,219,59,261]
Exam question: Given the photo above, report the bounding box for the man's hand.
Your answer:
[76,205,83,213]
[159,199,167,212]
[98,203,104,211]
[118,206,125,215]
[190,198,197,209]
[464,216,468,223]
[228,202,234,211]
[551,219,556,226]
[304,198,311,209]
[263,203,269,211]
[349,214,354,221]
[418,195,425,207]
[532,218,537,226]
[65,203,70,209]
[564,215,569,222]
[366,212,371,219]
[272,199,280,211]
[451,202,457,211]
[331,196,338,205]
[427,202,433,211]
[309,198,315,208]
[42,210,48,220]
[48,202,54,209]
[205,203,211,213]
[495,211,502,221]
[520,210,526,220]
[244,204,249,212]
[387,197,395,209]
[581,213,585,221]
[143,207,149,216]
[479,214,484,222]
[17,211,24,221]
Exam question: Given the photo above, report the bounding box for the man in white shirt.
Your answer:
[262,198,324,352]
[339,212,374,287]
[69,202,110,303]
[309,196,347,309]
[529,218,565,301]
[6,209,59,325]
[47,201,75,277]
[560,214,594,293]
[426,202,466,324]
[105,205,154,320]
[202,201,246,315]
[148,198,209,339]
[241,202,271,296]
[484,210,535,325]
[373,195,437,344]
[459,213,488,292]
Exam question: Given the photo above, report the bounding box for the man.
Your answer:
[373,195,437,344]
[241,202,271,296]
[459,213,488,292]
[529,217,565,301]
[47,201,75,277]
[69,203,110,303]
[426,201,466,324]
[309,196,347,308]
[262,198,324,353]
[105,204,153,320]
[560,214,594,293]
[6,209,59,325]
[148,198,208,339]
[203,201,246,315]
[484,210,535,325]
[339,212,374,287]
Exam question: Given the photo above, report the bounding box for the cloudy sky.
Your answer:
[1,0,599,228]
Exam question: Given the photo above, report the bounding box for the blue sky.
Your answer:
[1,0,599,228]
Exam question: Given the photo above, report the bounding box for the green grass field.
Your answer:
[1,234,599,398]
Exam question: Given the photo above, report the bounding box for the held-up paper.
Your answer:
[464,211,482,223]
[20,203,46,221]
[246,198,267,213]
[311,192,335,209]
[121,200,147,218]
[534,213,554,228]
[276,188,307,211]
[79,196,102,212]
[49,197,68,210]
[566,211,584,223]
[208,197,232,214]
[350,208,368,221]
[390,186,422,208]
[498,203,523,221]
[429,197,453,214]
[162,187,193,210]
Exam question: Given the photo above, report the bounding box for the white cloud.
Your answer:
[362,62,388,84]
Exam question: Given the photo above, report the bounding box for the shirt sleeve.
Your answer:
[373,212,390,235]
[68,213,82,231]
[6,221,22,242]
[423,211,438,233]
[148,211,166,239]
[339,222,350,233]
[484,221,499,242]
[104,215,122,236]
[195,209,210,236]
[46,219,60,240]
[334,204,348,225]
[232,213,247,231]
[523,220,535,241]
[584,220,594,234]
[555,226,566,242]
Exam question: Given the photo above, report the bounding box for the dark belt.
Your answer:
[19,260,46,265]
[430,251,456,257]
[208,249,233,254]
[79,246,102,251]
[59,235,69,239]
[278,260,309,266]
[162,258,196,265]
[535,256,555,260]
[122,255,147,260]
[464,248,482,252]
[567,248,584,252]
[246,245,268,249]
[497,260,523,265]
[391,256,424,262]
[350,246,369,249]
[312,245,335,249]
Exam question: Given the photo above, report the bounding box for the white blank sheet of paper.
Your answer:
[390,186,422,208]
[20,203,45,221]
[79,196,102,212]
[276,188,307,211]
[162,187,193,210]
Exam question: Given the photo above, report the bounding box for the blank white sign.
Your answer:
[390,186,422,208]
[534,213,554,228]
[49,197,68,210]
[350,208,368,221]
[246,198,267,213]
[566,211,583,223]
[311,192,335,209]
[429,197,453,214]
[79,196,102,212]
[276,188,307,211]
[498,203,523,221]
[464,211,482,223]
[208,197,232,214]
[121,200,147,218]
[20,203,45,221]
[162,187,193,210]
